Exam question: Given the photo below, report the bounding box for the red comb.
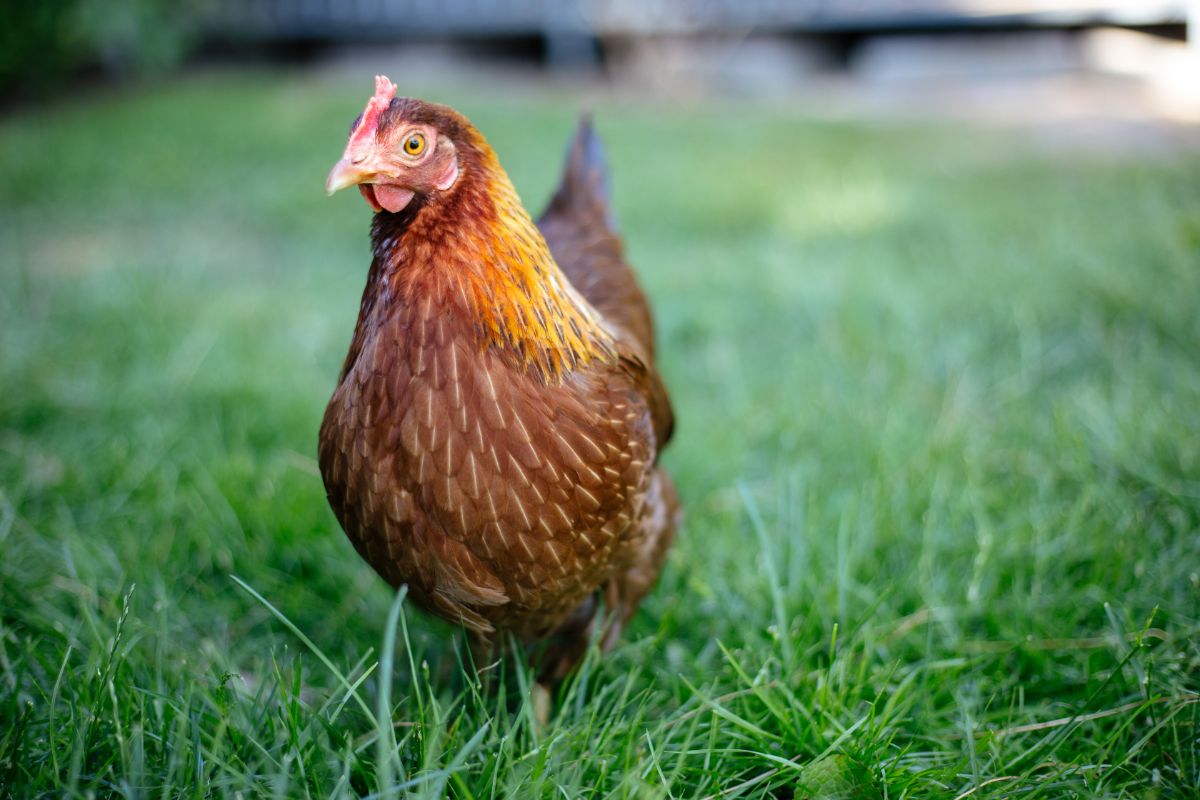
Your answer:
[345,75,396,157]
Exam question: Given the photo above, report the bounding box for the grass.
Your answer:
[1,66,1199,798]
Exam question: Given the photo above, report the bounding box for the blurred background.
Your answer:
[7,1,1200,123]
[5,0,1200,128]
[3,2,1200,796]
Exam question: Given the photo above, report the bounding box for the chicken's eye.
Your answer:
[403,133,427,157]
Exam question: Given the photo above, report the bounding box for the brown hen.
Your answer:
[318,76,678,680]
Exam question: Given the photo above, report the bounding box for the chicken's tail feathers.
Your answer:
[546,112,617,231]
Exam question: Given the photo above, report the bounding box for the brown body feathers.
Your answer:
[318,88,678,677]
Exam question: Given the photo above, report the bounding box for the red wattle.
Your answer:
[374,185,416,213]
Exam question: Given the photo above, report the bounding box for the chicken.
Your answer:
[318,76,678,682]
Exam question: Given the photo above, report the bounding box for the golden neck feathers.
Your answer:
[369,128,616,381]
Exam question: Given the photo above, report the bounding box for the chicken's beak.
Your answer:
[325,158,372,195]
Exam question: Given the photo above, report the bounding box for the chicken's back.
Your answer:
[539,118,657,356]
[538,118,674,448]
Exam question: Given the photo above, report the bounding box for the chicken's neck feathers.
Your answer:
[370,138,615,382]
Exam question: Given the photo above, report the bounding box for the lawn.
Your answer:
[1,67,1198,798]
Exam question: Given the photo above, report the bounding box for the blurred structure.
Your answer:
[210,1,1186,41]
[5,1,1197,126]
[201,0,1198,123]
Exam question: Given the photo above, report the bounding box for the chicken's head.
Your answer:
[325,75,462,214]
